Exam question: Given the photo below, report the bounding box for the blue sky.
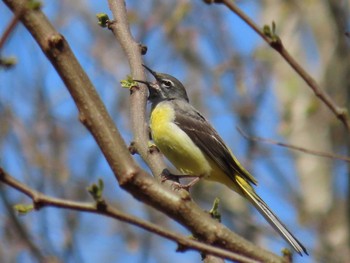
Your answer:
[0,1,322,262]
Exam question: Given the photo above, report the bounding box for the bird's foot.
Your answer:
[160,169,200,192]
[171,177,200,192]
[161,169,180,183]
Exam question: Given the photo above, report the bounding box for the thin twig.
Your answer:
[0,9,22,51]
[0,185,49,262]
[2,0,285,261]
[213,0,350,132]
[237,127,350,163]
[0,167,258,263]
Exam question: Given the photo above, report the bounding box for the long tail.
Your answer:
[235,177,308,256]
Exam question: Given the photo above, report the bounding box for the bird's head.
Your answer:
[134,65,189,105]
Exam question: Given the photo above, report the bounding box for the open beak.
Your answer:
[133,64,160,91]
[133,64,158,85]
[142,64,160,80]
[133,79,159,98]
[133,79,150,85]
[134,79,159,92]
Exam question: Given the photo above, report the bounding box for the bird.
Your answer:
[134,64,308,256]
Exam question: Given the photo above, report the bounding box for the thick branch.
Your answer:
[2,0,284,261]
[0,167,260,263]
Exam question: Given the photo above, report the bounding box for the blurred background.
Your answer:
[1,0,349,262]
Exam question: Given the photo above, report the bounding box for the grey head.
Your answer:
[134,65,189,106]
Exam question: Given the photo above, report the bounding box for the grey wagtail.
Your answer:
[134,64,308,256]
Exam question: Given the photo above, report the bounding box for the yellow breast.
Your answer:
[150,102,211,177]
[150,102,176,133]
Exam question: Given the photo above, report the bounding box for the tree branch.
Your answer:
[0,167,259,263]
[2,0,285,261]
[107,0,167,181]
[237,127,350,163]
[0,8,21,51]
[207,0,350,132]
[0,185,50,262]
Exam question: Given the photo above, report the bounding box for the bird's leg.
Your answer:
[161,169,201,192]
[161,169,180,183]
[174,177,200,192]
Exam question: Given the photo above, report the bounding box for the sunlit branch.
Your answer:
[0,167,259,263]
[1,0,286,261]
[107,0,167,182]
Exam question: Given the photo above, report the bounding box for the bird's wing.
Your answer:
[173,101,257,185]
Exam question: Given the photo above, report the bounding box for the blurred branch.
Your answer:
[0,167,259,263]
[0,7,22,68]
[237,127,350,162]
[0,8,22,51]
[2,0,285,261]
[205,0,350,132]
[0,186,50,262]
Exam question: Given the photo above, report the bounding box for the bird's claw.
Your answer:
[170,181,192,192]
[161,169,180,183]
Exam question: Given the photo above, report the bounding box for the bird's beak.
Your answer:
[133,64,159,86]
[134,64,161,91]
[133,79,158,90]
[133,79,150,86]
[134,79,156,91]
[133,65,162,101]
[133,79,160,101]
[142,64,160,81]
[133,79,155,92]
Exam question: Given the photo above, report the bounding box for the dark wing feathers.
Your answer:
[173,101,257,185]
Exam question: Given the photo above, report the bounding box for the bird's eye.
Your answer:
[162,80,172,88]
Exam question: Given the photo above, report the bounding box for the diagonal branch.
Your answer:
[2,0,284,261]
[0,167,258,263]
[0,9,22,51]
[206,0,350,132]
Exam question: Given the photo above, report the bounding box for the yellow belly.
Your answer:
[150,102,211,177]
